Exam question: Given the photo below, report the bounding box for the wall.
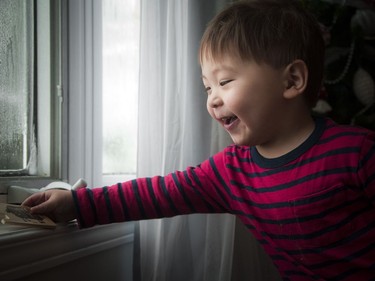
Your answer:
[0,222,134,281]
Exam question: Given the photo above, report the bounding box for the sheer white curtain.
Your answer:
[135,0,235,280]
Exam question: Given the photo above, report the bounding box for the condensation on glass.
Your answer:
[0,1,36,175]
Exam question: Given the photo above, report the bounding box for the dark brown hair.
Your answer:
[199,0,325,107]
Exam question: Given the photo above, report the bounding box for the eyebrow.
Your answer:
[201,64,238,80]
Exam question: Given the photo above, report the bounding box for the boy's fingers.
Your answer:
[29,200,52,214]
[22,193,44,207]
[21,196,31,207]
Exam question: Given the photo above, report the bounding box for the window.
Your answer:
[102,0,140,184]
[0,1,62,182]
[0,0,140,190]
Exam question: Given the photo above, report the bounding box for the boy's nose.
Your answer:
[207,91,223,108]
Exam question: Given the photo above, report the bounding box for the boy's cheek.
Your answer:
[207,107,215,119]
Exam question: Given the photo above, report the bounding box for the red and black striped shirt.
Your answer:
[73,117,375,280]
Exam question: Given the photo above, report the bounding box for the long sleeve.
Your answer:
[72,158,229,228]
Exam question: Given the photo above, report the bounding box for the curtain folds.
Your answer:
[135,0,234,280]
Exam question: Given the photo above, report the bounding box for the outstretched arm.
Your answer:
[22,150,231,228]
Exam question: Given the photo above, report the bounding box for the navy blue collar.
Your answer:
[251,117,326,169]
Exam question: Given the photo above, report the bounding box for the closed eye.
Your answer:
[219,80,233,86]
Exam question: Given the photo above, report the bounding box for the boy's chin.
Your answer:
[230,136,250,147]
[230,133,258,147]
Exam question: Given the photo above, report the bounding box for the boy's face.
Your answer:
[201,55,287,147]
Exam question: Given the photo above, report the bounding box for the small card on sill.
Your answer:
[0,203,56,229]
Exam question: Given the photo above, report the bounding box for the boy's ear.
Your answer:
[283,60,308,99]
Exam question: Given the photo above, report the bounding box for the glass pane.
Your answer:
[102,0,140,175]
[0,0,35,174]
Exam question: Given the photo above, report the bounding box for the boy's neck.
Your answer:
[255,114,315,159]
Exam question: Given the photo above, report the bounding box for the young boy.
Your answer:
[23,0,375,280]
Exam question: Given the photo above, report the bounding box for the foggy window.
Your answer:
[0,1,36,175]
[0,0,61,178]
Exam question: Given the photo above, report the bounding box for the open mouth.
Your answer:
[222,116,238,126]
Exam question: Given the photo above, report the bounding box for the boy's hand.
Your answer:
[22,190,76,223]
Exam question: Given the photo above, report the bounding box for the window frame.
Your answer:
[67,0,103,188]
[0,0,66,192]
